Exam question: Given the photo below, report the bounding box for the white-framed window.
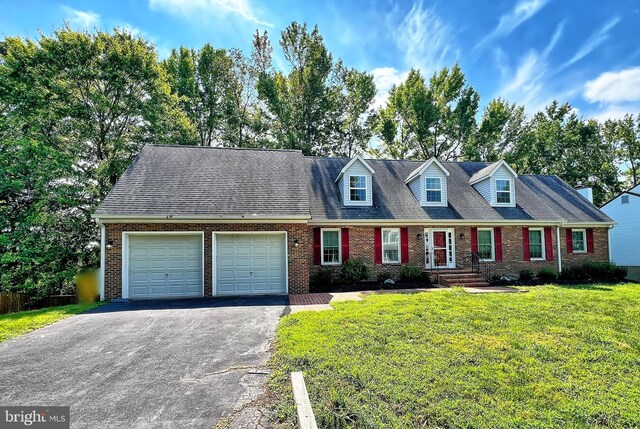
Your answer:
[382,228,400,264]
[529,228,545,260]
[571,229,587,253]
[477,228,495,261]
[425,177,442,203]
[349,175,367,202]
[321,229,341,265]
[495,179,512,204]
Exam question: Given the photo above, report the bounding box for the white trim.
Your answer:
[335,154,375,182]
[528,227,545,261]
[404,157,450,183]
[556,226,562,273]
[320,228,342,266]
[469,160,517,185]
[607,225,613,262]
[570,228,587,253]
[424,228,456,269]
[93,214,309,222]
[381,227,401,264]
[211,231,288,296]
[477,227,495,262]
[493,178,513,206]
[121,231,205,300]
[99,222,106,301]
[309,219,613,227]
[347,174,368,203]
[424,176,445,206]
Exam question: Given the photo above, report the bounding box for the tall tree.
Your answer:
[609,114,640,187]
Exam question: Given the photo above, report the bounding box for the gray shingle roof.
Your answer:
[94,145,310,218]
[95,145,612,224]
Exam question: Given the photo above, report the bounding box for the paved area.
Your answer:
[0,297,287,429]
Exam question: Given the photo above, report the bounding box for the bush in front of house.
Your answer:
[310,267,333,292]
[376,271,394,284]
[399,265,423,282]
[341,259,370,284]
[519,269,534,282]
[558,262,628,283]
[537,267,557,283]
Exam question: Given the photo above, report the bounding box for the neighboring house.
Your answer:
[600,184,640,281]
[93,145,613,300]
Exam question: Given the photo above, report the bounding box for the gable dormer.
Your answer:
[469,160,517,207]
[335,155,375,206]
[405,158,450,207]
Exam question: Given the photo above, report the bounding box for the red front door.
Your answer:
[433,231,447,267]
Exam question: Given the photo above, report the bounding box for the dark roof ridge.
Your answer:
[145,144,303,153]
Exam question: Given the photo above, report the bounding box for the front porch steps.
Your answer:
[425,269,491,288]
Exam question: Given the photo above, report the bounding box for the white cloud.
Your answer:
[562,16,621,69]
[497,22,564,111]
[371,67,408,108]
[474,0,548,51]
[584,67,640,103]
[61,5,100,28]
[149,0,272,27]
[117,23,143,36]
[589,105,639,122]
[392,2,457,74]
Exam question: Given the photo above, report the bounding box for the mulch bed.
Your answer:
[312,281,435,293]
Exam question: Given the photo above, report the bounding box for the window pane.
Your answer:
[350,189,367,201]
[322,231,340,264]
[425,177,441,190]
[497,191,511,203]
[323,231,338,247]
[384,249,399,262]
[383,229,400,263]
[572,231,585,251]
[350,176,365,188]
[426,190,442,202]
[383,229,399,244]
[529,230,543,258]
[478,230,493,259]
[496,180,510,191]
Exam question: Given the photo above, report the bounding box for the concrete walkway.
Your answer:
[288,286,522,313]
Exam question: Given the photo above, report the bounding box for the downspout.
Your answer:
[98,220,106,301]
[607,224,613,262]
[556,225,562,273]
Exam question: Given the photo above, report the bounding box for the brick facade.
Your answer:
[104,222,609,299]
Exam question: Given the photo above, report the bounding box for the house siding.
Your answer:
[491,165,516,207]
[408,177,421,203]
[341,159,373,206]
[601,187,640,267]
[473,179,492,203]
[103,223,310,300]
[421,163,448,207]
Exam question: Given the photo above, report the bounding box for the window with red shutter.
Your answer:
[494,227,503,262]
[341,228,350,262]
[522,227,530,261]
[374,228,382,264]
[400,227,409,263]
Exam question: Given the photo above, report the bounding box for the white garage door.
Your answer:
[128,234,203,299]
[216,234,287,296]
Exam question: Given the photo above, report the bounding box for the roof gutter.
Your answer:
[308,219,614,227]
[92,213,311,223]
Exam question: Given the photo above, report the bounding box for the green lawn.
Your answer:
[0,302,101,343]
[270,284,640,428]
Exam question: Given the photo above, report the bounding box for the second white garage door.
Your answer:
[215,234,287,295]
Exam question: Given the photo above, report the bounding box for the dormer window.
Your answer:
[349,175,367,202]
[425,177,443,203]
[495,179,512,204]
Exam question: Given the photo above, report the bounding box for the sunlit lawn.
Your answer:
[0,302,101,343]
[270,284,640,428]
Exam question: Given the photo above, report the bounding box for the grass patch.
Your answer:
[0,302,102,343]
[270,284,640,428]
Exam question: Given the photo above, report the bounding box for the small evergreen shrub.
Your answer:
[310,268,333,292]
[376,271,394,284]
[341,259,370,284]
[519,269,534,282]
[399,265,423,282]
[537,267,557,282]
[558,262,627,283]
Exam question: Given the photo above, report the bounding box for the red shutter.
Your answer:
[587,228,594,253]
[566,228,573,254]
[313,228,321,265]
[374,227,382,264]
[471,227,478,254]
[400,227,409,264]
[545,227,553,261]
[341,228,350,262]
[522,227,530,261]
[494,227,503,262]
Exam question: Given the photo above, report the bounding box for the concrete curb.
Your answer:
[291,372,318,429]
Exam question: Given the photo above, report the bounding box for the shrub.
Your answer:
[399,265,423,282]
[310,268,333,292]
[558,266,590,283]
[537,267,557,282]
[559,262,628,283]
[519,269,534,282]
[376,271,394,284]
[341,259,370,284]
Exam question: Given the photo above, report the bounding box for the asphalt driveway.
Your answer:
[0,297,287,429]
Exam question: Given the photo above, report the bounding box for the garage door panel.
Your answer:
[215,234,286,296]
[128,235,203,299]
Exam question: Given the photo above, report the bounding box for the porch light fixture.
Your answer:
[106,240,114,249]
[293,239,300,248]
[416,233,422,240]
[459,232,465,240]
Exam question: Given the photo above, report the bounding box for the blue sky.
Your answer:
[4,0,640,121]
